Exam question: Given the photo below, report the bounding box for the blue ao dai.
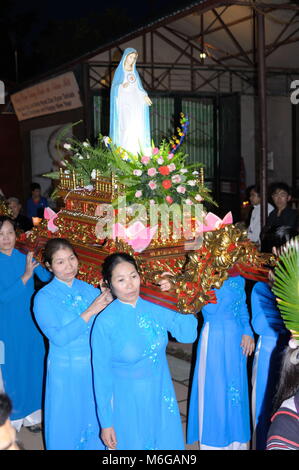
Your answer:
[187,276,253,449]
[91,296,197,450]
[34,276,104,450]
[0,249,50,427]
[251,281,289,449]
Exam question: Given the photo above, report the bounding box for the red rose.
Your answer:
[159,166,170,176]
[162,179,172,189]
[165,196,173,204]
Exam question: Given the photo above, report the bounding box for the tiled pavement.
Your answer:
[16,341,199,451]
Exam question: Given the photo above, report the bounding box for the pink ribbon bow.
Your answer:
[112,221,158,253]
[44,207,59,233]
[196,211,233,234]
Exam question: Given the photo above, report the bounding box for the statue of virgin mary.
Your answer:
[109,48,152,155]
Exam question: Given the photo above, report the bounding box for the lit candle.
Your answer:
[32,217,42,226]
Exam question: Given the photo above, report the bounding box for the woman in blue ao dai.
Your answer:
[34,238,112,450]
[187,275,255,450]
[0,216,51,431]
[91,253,197,450]
[251,225,295,449]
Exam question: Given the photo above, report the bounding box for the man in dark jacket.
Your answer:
[266,182,299,231]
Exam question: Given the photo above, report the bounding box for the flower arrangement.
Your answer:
[114,140,214,207]
[43,116,215,208]
[43,126,132,187]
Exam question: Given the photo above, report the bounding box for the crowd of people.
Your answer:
[0,180,299,451]
[0,183,48,233]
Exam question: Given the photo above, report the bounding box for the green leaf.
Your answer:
[272,237,299,337]
[42,171,61,180]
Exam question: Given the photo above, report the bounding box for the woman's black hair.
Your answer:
[101,252,139,296]
[273,346,299,412]
[0,393,12,426]
[0,216,16,231]
[260,225,298,254]
[43,238,77,266]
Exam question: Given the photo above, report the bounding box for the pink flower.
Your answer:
[168,163,176,172]
[149,199,155,205]
[165,196,173,204]
[135,190,143,198]
[147,167,157,177]
[157,157,164,164]
[141,156,150,165]
[133,169,142,176]
[148,180,157,190]
[172,174,182,184]
[177,185,186,194]
[152,147,159,155]
[195,194,203,202]
[185,199,193,205]
[168,153,174,160]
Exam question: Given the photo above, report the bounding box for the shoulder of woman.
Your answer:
[230,275,245,287]
[74,278,99,291]
[138,297,173,317]
[252,281,266,294]
[35,278,55,299]
[93,311,115,335]
[95,299,119,323]
[13,248,25,258]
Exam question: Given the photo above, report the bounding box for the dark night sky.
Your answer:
[1,0,193,82]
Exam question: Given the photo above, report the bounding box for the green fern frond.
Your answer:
[272,236,299,337]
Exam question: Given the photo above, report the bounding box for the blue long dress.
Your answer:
[109,47,151,154]
[34,276,105,450]
[0,248,51,421]
[251,281,289,450]
[91,296,197,450]
[187,276,253,449]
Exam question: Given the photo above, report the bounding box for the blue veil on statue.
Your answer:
[109,47,151,155]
